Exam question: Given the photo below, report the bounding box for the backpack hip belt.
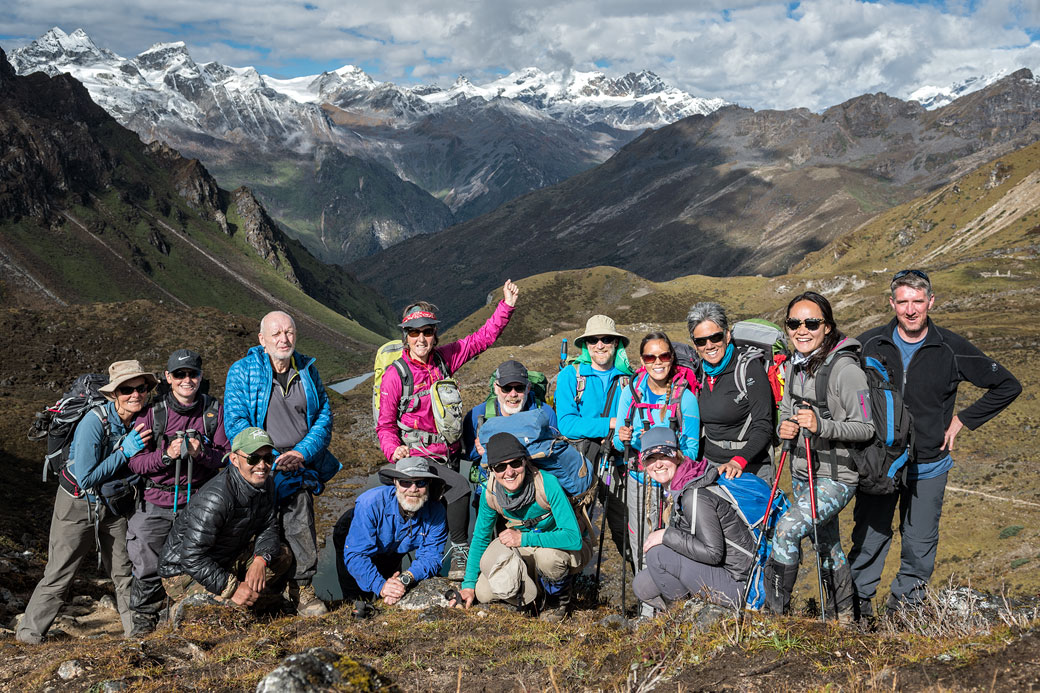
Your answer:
[706,437,749,451]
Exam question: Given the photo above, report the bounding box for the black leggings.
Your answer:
[429,459,471,545]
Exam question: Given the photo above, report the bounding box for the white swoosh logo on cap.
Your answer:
[178,355,191,361]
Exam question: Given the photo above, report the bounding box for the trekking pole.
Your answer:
[559,338,568,371]
[620,415,633,618]
[592,448,612,598]
[185,429,198,506]
[800,403,827,621]
[737,437,794,639]
[173,431,185,516]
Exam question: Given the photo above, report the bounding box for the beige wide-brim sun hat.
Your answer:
[575,314,629,348]
[98,360,158,398]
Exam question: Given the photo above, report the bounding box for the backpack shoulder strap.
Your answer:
[433,350,451,378]
[151,399,168,444]
[532,471,551,512]
[201,395,220,441]
[572,363,585,405]
[703,485,755,558]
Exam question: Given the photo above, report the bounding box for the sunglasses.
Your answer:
[587,335,617,345]
[242,452,274,467]
[170,369,200,380]
[497,383,526,393]
[116,383,151,395]
[692,331,725,347]
[490,458,525,474]
[785,318,825,332]
[893,269,930,281]
[396,479,429,489]
[407,327,436,338]
[641,351,673,363]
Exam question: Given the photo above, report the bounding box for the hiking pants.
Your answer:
[849,472,948,608]
[473,539,580,606]
[127,500,176,615]
[597,466,630,566]
[17,489,133,640]
[633,544,741,608]
[772,477,855,571]
[280,489,319,586]
[162,545,292,606]
[429,459,472,546]
[624,471,667,570]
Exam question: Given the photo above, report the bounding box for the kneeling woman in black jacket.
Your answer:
[632,427,754,611]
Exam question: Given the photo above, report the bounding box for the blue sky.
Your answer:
[1,0,1038,110]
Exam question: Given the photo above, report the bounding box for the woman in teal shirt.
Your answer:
[451,433,588,622]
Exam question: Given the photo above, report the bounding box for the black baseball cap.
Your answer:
[494,360,529,387]
[166,349,202,373]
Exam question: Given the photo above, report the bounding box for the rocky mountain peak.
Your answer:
[0,47,14,89]
[230,187,300,287]
[10,26,115,71]
[135,41,194,71]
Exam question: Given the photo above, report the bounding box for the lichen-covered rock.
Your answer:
[396,576,453,611]
[256,647,396,692]
[57,659,85,680]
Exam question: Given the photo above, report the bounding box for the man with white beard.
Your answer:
[462,360,557,462]
[338,457,448,604]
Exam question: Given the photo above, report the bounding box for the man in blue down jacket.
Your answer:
[337,457,448,604]
[224,310,340,616]
[158,427,290,609]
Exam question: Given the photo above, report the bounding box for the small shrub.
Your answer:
[999,525,1024,539]
[1010,558,1030,569]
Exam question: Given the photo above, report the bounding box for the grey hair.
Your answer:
[890,272,932,297]
[686,301,729,337]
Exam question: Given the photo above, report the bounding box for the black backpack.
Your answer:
[814,352,914,494]
[27,373,111,496]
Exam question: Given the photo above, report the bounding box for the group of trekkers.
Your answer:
[15,269,1021,645]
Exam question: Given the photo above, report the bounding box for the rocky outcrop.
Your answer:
[231,187,300,287]
[256,648,397,693]
[146,142,223,215]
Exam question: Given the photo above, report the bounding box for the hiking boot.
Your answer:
[446,543,469,581]
[763,558,799,615]
[289,583,328,617]
[128,611,159,637]
[823,564,856,624]
[538,575,572,623]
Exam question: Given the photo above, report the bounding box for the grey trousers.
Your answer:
[127,501,177,614]
[849,472,948,607]
[281,490,318,586]
[18,489,133,639]
[632,544,741,608]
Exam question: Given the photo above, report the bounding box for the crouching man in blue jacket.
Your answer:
[337,457,448,604]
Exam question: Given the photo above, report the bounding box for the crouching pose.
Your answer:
[451,433,591,622]
[633,427,754,612]
[336,457,448,604]
[158,428,291,611]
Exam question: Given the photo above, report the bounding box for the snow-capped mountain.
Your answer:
[416,67,726,129]
[907,69,1019,109]
[9,27,727,264]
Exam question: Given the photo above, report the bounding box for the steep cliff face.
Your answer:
[0,47,115,220]
[231,186,300,287]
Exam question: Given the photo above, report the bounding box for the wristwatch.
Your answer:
[398,571,416,590]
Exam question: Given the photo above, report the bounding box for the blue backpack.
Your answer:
[709,473,789,610]
[477,408,594,498]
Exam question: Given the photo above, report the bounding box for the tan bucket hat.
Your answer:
[575,314,629,348]
[98,360,158,398]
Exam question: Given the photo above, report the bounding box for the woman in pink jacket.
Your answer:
[376,279,519,579]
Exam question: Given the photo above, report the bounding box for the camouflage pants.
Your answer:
[772,478,855,571]
[162,544,292,606]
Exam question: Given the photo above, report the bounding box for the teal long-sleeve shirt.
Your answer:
[461,470,582,590]
[555,363,627,440]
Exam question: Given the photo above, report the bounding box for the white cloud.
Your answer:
[2,0,1037,110]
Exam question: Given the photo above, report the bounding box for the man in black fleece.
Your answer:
[849,269,1021,617]
[159,427,289,609]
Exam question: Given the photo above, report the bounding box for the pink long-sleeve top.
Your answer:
[376,300,514,461]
